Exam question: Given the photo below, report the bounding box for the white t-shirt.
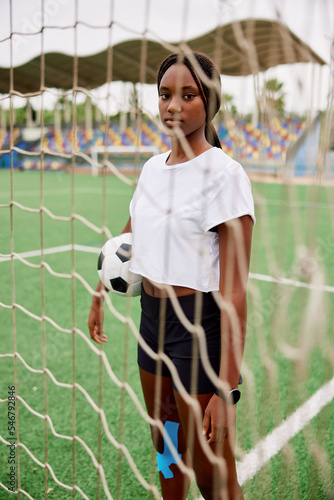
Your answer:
[129,147,255,292]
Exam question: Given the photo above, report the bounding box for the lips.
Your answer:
[165,117,182,126]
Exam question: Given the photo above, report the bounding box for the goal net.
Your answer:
[0,1,333,499]
[90,145,160,176]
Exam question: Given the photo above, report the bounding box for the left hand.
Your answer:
[202,394,236,444]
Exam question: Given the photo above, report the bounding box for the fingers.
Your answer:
[89,324,108,344]
[88,292,106,345]
[95,333,108,345]
[88,310,107,344]
[206,426,228,444]
[202,412,210,438]
[203,414,227,444]
[202,395,234,444]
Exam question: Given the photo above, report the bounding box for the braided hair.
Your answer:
[157,51,222,149]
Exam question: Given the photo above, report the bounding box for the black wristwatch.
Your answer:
[214,387,241,405]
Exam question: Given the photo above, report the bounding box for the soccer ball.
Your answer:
[97,233,142,297]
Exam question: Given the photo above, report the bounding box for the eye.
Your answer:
[159,93,169,100]
[183,93,196,100]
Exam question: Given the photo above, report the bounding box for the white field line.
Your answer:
[236,376,334,485]
[196,377,334,498]
[1,244,333,490]
[255,199,334,210]
[249,272,334,293]
[1,245,333,294]
[0,192,332,208]
[0,244,101,263]
[0,188,131,197]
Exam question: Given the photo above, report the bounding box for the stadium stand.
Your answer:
[0,118,306,171]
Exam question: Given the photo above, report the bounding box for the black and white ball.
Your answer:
[97,233,142,297]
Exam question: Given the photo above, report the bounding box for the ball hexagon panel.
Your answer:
[97,233,142,297]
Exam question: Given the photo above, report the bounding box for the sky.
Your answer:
[0,0,333,116]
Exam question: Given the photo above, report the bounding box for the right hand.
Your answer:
[203,394,236,444]
[88,282,108,344]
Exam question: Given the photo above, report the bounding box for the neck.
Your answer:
[168,128,212,165]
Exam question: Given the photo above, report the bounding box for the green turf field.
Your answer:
[0,170,333,499]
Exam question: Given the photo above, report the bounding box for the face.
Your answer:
[158,64,207,140]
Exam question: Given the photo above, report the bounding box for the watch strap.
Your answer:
[214,387,241,405]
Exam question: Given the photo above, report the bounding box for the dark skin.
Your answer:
[88,63,253,499]
[88,217,132,345]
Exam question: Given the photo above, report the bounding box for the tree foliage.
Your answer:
[258,77,286,120]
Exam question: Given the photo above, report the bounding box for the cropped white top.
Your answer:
[129,147,255,292]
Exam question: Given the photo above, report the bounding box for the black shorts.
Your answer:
[137,286,222,394]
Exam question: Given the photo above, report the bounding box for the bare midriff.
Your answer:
[142,277,196,298]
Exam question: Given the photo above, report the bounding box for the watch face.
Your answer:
[231,389,241,404]
[215,387,241,404]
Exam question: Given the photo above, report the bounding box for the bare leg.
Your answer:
[173,390,244,500]
[139,368,191,500]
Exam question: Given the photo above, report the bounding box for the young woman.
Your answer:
[88,51,255,500]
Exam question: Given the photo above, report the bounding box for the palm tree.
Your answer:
[221,93,237,116]
[264,78,285,117]
[220,93,237,126]
[258,78,285,123]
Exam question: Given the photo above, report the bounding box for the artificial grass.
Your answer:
[0,170,333,499]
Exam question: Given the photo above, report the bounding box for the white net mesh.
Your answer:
[1,1,334,499]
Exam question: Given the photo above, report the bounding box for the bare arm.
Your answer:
[88,217,132,343]
[203,215,253,443]
[217,215,253,389]
[121,217,132,234]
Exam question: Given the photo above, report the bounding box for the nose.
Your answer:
[167,95,181,114]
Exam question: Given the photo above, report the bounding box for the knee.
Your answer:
[151,424,164,453]
[152,421,187,480]
[151,420,187,455]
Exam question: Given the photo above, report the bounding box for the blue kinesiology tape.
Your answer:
[157,420,182,479]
